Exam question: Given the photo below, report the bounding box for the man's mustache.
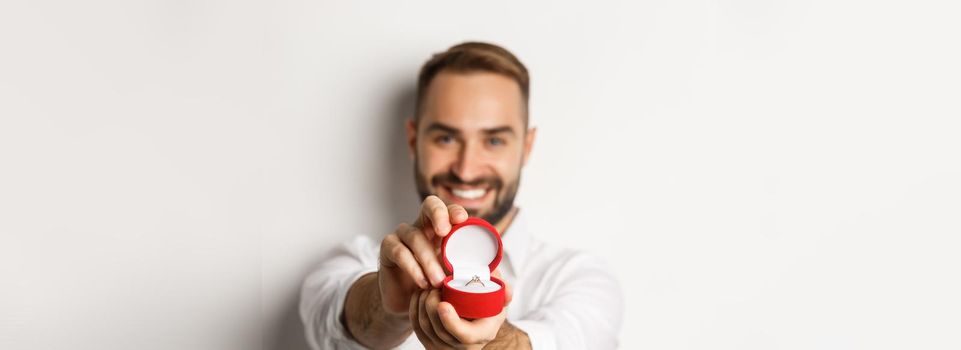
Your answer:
[431,172,503,189]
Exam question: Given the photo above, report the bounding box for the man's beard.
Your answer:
[414,159,519,227]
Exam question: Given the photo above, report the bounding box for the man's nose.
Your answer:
[452,142,484,182]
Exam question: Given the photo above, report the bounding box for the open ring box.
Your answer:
[440,217,506,319]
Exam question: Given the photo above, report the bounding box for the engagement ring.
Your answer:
[465,275,485,287]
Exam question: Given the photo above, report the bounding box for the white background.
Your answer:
[2,1,960,349]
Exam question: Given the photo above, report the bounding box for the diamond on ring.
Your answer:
[465,275,485,287]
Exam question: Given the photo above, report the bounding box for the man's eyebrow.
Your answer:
[482,126,516,136]
[425,122,462,135]
[425,122,516,136]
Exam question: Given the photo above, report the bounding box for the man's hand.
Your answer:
[378,195,469,314]
[342,196,468,349]
[408,270,530,350]
[409,288,505,350]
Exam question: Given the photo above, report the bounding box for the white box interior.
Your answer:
[445,224,502,293]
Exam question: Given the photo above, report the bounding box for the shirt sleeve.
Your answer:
[512,251,624,350]
[300,235,380,350]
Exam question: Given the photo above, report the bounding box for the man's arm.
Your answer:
[300,236,380,350]
[509,251,624,349]
[484,321,531,349]
[342,272,411,349]
[406,246,621,350]
[335,196,469,349]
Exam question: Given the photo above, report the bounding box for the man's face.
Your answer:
[407,71,536,226]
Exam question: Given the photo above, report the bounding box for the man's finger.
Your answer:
[409,291,430,345]
[418,288,444,346]
[416,195,451,237]
[398,225,447,286]
[381,231,428,289]
[437,302,485,345]
[447,203,469,225]
[438,302,506,345]
[426,289,460,346]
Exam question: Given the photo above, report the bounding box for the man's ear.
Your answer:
[405,118,417,160]
[522,126,537,166]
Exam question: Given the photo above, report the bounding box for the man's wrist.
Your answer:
[342,272,412,348]
[483,321,532,350]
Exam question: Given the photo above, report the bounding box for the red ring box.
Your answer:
[440,217,506,319]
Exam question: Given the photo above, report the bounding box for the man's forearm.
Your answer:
[342,272,412,349]
[483,321,531,349]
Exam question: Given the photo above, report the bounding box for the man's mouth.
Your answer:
[450,187,487,200]
[440,185,494,206]
[419,170,514,224]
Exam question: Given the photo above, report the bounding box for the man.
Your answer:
[301,42,623,349]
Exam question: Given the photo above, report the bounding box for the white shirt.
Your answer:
[300,209,623,349]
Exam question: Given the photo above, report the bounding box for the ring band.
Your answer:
[465,275,485,287]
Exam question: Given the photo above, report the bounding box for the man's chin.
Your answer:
[463,207,488,218]
[436,196,513,225]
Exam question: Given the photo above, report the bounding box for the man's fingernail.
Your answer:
[438,304,448,316]
[419,278,429,288]
[431,270,445,284]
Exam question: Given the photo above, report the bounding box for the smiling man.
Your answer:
[301,42,623,349]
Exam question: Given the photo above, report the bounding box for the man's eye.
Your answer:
[488,137,505,146]
[436,135,454,144]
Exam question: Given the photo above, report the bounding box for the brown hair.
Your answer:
[414,42,530,124]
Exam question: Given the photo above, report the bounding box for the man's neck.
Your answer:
[493,206,519,237]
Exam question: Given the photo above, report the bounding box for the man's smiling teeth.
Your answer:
[451,188,487,200]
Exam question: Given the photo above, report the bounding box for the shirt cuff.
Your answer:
[512,320,557,350]
[328,268,378,348]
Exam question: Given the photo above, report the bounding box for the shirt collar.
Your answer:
[500,208,531,274]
